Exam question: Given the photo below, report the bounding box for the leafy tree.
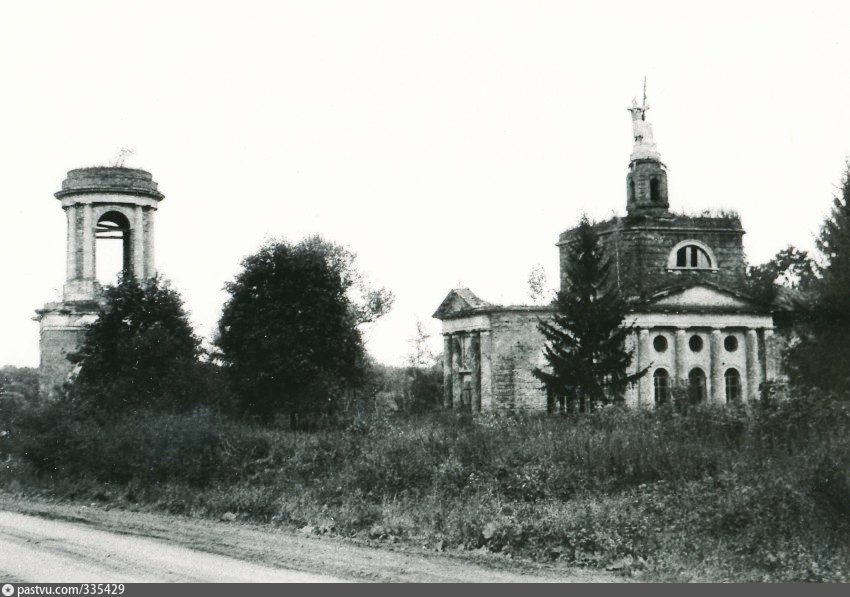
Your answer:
[216,236,394,425]
[746,245,817,307]
[401,321,442,413]
[533,216,646,412]
[67,275,202,418]
[0,366,40,444]
[0,366,39,401]
[785,165,850,392]
[527,263,550,305]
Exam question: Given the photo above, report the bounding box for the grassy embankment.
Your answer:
[1,396,849,582]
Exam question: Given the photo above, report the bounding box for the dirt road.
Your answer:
[0,498,619,583]
[0,512,339,582]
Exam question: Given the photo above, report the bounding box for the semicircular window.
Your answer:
[675,244,713,269]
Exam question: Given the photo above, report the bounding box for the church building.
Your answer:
[434,92,780,411]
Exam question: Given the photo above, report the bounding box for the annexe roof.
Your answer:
[433,288,553,320]
[433,279,799,321]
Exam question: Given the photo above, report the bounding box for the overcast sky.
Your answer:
[2,1,850,368]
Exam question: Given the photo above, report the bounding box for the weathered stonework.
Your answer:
[34,167,164,397]
[434,296,553,411]
[434,94,780,412]
[558,214,746,298]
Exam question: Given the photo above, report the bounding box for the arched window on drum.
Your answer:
[676,245,712,268]
[668,240,717,271]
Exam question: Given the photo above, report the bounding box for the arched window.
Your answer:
[95,210,131,284]
[629,178,636,202]
[668,240,716,270]
[650,178,661,202]
[654,368,670,404]
[676,245,712,268]
[725,369,742,403]
[688,368,707,403]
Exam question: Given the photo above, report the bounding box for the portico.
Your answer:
[624,286,776,407]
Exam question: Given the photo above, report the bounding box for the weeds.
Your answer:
[1,395,848,581]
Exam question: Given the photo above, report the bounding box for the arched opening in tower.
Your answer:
[95,211,131,285]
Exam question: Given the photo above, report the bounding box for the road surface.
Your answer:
[0,512,340,582]
[0,499,619,583]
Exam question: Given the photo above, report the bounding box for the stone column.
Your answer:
[479,330,493,410]
[451,336,462,409]
[470,332,481,413]
[82,203,94,280]
[65,205,78,281]
[710,329,723,403]
[623,331,639,406]
[134,206,146,279]
[637,329,652,406]
[674,329,687,383]
[764,329,778,382]
[144,209,155,278]
[442,335,453,408]
[746,329,761,402]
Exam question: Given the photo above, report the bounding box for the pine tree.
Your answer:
[533,216,646,412]
[785,164,850,393]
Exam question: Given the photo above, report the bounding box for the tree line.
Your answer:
[55,235,440,429]
[20,165,850,425]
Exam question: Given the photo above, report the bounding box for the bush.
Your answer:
[9,404,229,486]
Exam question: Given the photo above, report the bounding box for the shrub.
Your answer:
[10,405,228,486]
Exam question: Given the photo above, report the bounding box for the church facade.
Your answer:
[434,95,780,411]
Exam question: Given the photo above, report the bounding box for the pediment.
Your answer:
[653,286,750,308]
[639,283,765,314]
[433,288,491,319]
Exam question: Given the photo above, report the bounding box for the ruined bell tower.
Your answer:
[35,167,165,396]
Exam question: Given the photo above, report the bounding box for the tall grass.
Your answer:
[2,396,848,581]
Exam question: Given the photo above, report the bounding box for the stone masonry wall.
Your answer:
[39,327,85,396]
[37,304,99,397]
[559,215,746,297]
[489,310,553,409]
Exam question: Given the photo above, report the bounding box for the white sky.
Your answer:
[2,1,850,368]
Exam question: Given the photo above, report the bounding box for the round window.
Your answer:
[724,335,738,352]
[689,335,704,352]
[653,335,668,352]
